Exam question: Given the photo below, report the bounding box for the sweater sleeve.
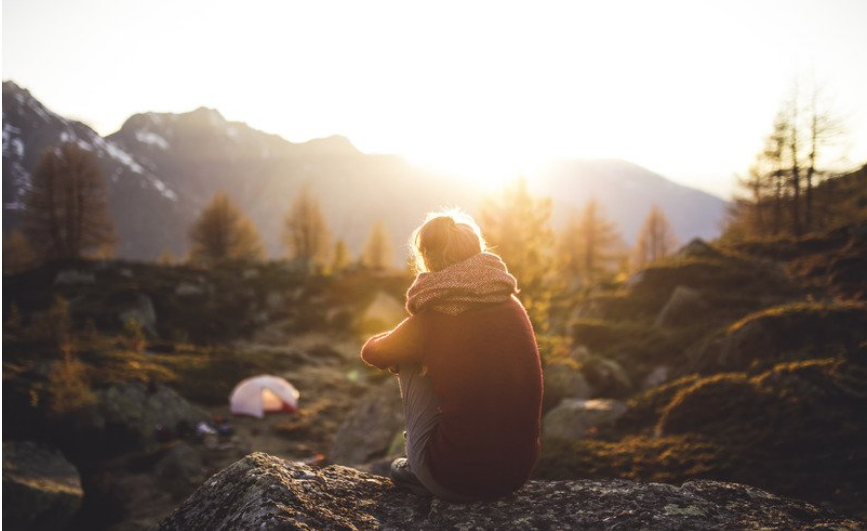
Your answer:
[360,315,424,370]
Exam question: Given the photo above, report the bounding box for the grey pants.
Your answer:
[398,364,473,502]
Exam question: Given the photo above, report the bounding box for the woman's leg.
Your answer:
[396,364,473,502]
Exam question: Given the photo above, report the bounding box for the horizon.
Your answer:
[4,1,867,199]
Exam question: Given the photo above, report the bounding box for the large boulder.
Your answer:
[688,302,867,374]
[654,285,708,328]
[328,378,404,465]
[77,382,212,453]
[570,348,633,398]
[2,441,83,531]
[157,453,865,530]
[117,293,157,335]
[543,398,628,440]
[541,361,591,410]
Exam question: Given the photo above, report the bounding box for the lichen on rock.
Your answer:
[157,452,866,531]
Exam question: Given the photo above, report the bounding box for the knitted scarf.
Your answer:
[406,252,519,316]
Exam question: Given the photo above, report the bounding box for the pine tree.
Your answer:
[3,229,38,273]
[362,221,393,270]
[331,238,352,273]
[481,177,555,332]
[188,192,265,266]
[283,185,331,269]
[23,142,116,260]
[559,200,624,287]
[634,205,678,269]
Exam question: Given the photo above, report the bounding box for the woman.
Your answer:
[360,210,543,502]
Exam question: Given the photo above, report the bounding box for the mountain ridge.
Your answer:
[2,80,727,262]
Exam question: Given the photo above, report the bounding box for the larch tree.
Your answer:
[480,177,555,332]
[3,229,38,273]
[283,185,331,269]
[633,205,678,269]
[362,221,393,270]
[188,192,265,266]
[23,142,116,260]
[558,199,624,287]
[331,238,352,273]
[725,79,846,241]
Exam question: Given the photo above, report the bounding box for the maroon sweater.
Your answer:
[361,296,542,499]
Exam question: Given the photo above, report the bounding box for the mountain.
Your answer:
[2,80,728,262]
[538,159,726,243]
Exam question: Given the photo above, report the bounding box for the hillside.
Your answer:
[3,218,866,529]
[3,80,727,263]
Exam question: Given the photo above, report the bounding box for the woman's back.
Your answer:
[420,297,542,499]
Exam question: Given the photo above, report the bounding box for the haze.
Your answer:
[3,0,867,198]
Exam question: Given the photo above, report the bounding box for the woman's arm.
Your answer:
[360,316,423,371]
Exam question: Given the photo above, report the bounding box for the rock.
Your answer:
[175,282,206,297]
[118,293,157,334]
[677,238,722,259]
[542,361,591,410]
[328,379,404,465]
[641,365,671,390]
[154,442,206,499]
[654,285,708,328]
[543,398,628,440]
[689,302,867,374]
[54,269,96,285]
[578,354,633,398]
[2,441,83,531]
[157,453,865,531]
[359,291,406,333]
[265,292,285,311]
[95,382,211,451]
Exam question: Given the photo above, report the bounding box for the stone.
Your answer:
[677,238,722,260]
[265,292,285,311]
[154,442,206,499]
[175,282,206,297]
[579,355,633,398]
[543,398,628,440]
[118,294,157,334]
[54,269,96,285]
[157,453,865,531]
[542,361,591,410]
[359,291,406,332]
[2,441,83,531]
[641,365,671,390]
[95,382,212,451]
[654,285,708,328]
[328,378,405,465]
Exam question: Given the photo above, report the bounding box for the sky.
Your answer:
[3,0,867,199]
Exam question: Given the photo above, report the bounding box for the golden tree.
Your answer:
[559,200,624,287]
[331,238,352,273]
[23,142,116,260]
[3,229,38,273]
[362,221,393,270]
[188,192,265,266]
[283,185,331,268]
[481,177,555,332]
[633,205,678,269]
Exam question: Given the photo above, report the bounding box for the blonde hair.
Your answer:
[410,209,487,273]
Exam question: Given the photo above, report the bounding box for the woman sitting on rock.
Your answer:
[360,210,543,501]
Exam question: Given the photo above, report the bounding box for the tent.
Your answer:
[229,375,300,418]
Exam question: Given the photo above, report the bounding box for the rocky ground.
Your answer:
[157,452,866,531]
[3,224,867,530]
